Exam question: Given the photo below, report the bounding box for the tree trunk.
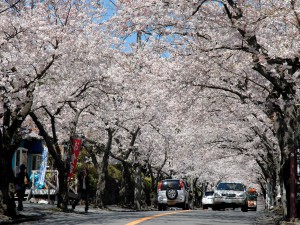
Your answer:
[0,90,33,217]
[273,103,299,218]
[110,127,141,207]
[95,128,113,208]
[95,167,104,208]
[147,163,158,207]
[121,162,134,206]
[0,113,27,217]
[30,112,70,211]
[134,162,142,210]
[0,145,17,217]
[56,165,69,210]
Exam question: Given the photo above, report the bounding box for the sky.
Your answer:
[101,0,169,57]
[102,0,117,20]
[102,0,140,52]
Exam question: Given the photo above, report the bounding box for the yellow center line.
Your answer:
[125,210,191,225]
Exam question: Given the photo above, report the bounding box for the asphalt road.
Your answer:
[14,198,277,225]
[18,208,274,225]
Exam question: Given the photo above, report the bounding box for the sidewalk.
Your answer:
[255,209,284,225]
[0,201,142,224]
[255,208,300,225]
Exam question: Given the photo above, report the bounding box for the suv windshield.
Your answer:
[161,180,181,190]
[217,183,245,191]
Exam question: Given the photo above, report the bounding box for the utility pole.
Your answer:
[291,104,300,220]
[290,148,296,221]
[296,148,300,217]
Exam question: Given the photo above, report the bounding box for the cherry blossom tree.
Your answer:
[28,2,117,209]
[0,0,61,216]
[0,0,108,215]
[106,0,300,218]
[1,0,299,219]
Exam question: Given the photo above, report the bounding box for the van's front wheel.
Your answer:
[241,205,248,212]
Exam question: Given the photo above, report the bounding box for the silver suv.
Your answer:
[157,179,189,210]
[212,182,248,212]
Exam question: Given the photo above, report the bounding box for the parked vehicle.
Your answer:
[157,179,189,210]
[212,182,248,212]
[202,191,214,209]
[247,188,257,211]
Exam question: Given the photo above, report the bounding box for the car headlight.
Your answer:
[237,193,245,198]
[214,192,222,197]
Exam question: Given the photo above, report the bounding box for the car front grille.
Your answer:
[222,193,236,197]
